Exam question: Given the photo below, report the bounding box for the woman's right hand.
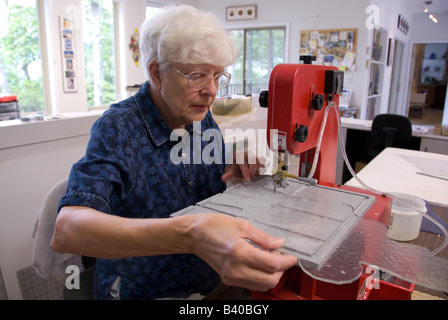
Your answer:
[184,213,298,292]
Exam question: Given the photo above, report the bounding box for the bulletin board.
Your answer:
[300,28,358,70]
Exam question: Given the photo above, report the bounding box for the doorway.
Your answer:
[408,42,448,126]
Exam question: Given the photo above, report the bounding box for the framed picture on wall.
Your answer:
[60,16,77,92]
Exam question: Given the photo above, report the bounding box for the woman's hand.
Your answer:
[222,150,266,183]
[185,213,297,292]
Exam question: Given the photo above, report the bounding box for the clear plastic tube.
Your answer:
[333,104,448,256]
[307,103,332,179]
[307,101,447,256]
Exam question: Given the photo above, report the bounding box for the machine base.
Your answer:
[251,264,415,300]
[252,185,415,300]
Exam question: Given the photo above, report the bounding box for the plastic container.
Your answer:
[0,94,17,103]
[387,193,427,241]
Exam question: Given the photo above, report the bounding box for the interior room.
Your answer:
[1,0,447,301]
[409,42,447,125]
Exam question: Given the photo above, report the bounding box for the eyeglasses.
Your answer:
[169,65,231,91]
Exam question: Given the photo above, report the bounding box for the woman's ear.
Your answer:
[148,61,162,89]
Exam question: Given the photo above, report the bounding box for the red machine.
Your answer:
[260,58,341,187]
[254,58,414,300]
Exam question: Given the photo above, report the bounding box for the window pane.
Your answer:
[0,0,45,114]
[245,29,285,95]
[225,28,285,97]
[226,29,244,96]
[82,0,116,107]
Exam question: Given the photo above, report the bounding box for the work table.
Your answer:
[340,117,448,142]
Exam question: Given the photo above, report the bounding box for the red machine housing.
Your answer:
[253,62,414,300]
[264,63,340,187]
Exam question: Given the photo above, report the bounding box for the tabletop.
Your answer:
[345,147,448,207]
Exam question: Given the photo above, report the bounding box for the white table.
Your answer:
[345,147,448,206]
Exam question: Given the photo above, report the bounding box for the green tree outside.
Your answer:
[0,4,44,113]
[227,28,285,96]
[0,1,117,114]
[82,0,115,107]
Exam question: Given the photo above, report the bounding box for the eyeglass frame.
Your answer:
[169,65,231,91]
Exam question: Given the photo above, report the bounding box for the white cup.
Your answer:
[387,193,427,242]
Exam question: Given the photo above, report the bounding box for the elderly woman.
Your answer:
[51,5,296,300]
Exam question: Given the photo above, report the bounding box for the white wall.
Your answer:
[197,0,370,116]
[0,115,101,299]
[115,0,147,99]
[410,12,448,43]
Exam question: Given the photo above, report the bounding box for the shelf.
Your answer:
[364,27,387,120]
[368,62,384,96]
[370,28,387,63]
[366,96,380,120]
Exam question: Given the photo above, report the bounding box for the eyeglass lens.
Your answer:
[188,72,230,90]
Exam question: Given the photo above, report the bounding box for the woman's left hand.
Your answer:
[221,150,266,182]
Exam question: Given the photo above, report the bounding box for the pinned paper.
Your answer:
[342,51,356,70]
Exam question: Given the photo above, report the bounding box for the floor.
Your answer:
[409,106,444,126]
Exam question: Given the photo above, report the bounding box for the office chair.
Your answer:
[370,113,412,159]
[32,177,95,300]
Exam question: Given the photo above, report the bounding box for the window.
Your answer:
[225,27,286,96]
[81,0,116,107]
[0,0,45,114]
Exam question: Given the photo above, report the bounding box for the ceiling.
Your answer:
[406,0,448,14]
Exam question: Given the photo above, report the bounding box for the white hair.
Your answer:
[139,5,238,79]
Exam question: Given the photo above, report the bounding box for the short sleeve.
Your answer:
[58,112,136,214]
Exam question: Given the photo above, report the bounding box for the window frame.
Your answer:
[0,0,51,116]
[36,0,52,115]
[81,0,118,110]
[226,24,289,96]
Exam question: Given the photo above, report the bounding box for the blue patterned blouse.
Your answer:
[59,81,226,299]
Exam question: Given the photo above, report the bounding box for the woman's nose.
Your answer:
[200,78,218,96]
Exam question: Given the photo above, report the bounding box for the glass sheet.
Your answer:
[172,176,375,268]
[172,176,448,291]
[300,218,448,292]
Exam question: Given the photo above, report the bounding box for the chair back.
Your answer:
[32,177,95,299]
[371,114,412,148]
